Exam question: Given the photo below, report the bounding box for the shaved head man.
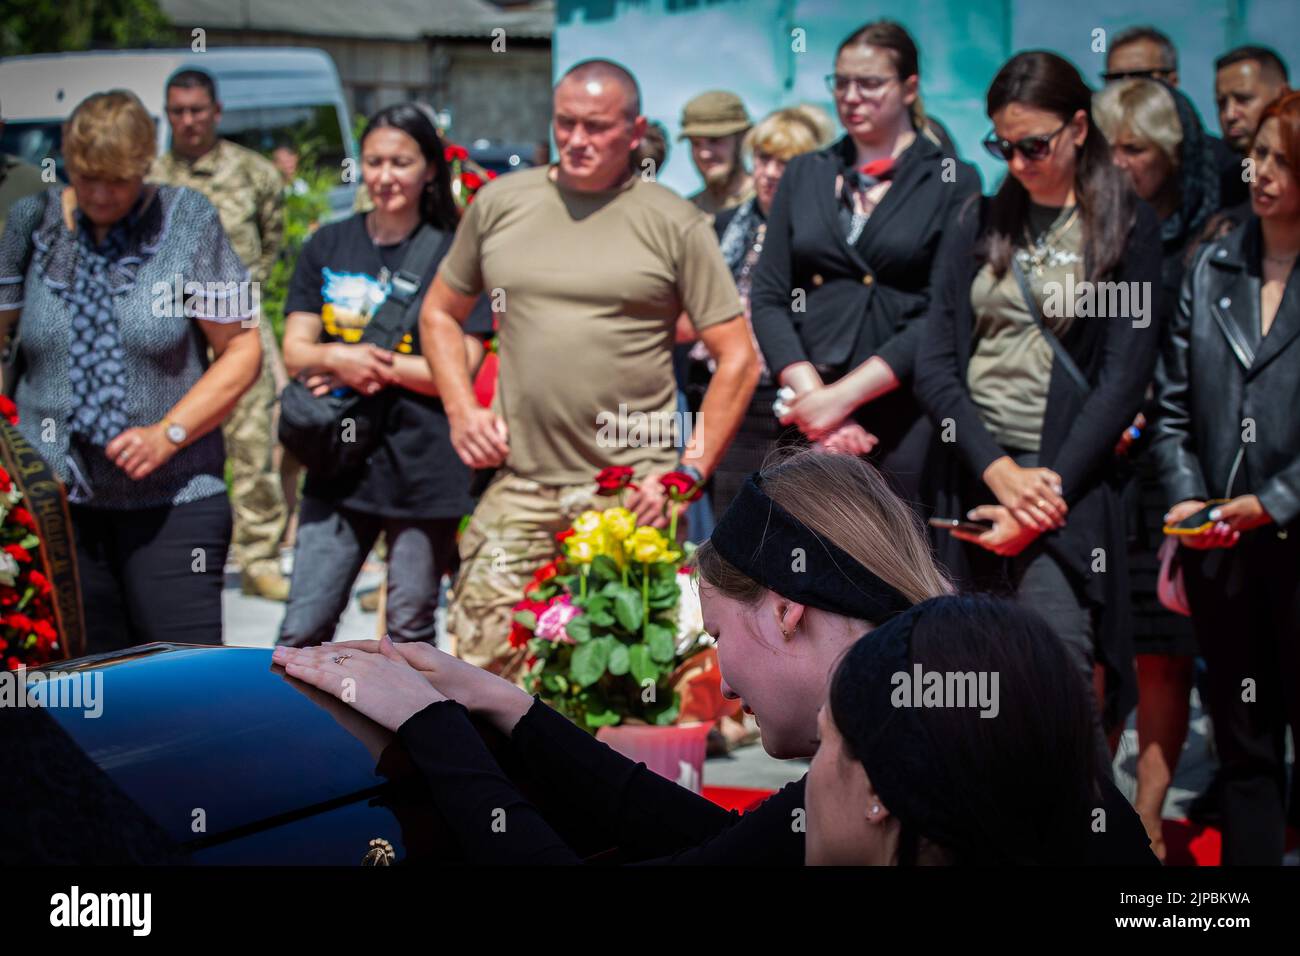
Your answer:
[420,58,759,679]
[552,60,647,192]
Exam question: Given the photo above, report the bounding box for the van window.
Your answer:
[219,104,347,176]
[0,122,65,179]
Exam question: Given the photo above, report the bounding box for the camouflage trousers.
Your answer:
[447,470,606,684]
[224,321,288,577]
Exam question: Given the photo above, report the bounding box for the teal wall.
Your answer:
[554,0,1300,195]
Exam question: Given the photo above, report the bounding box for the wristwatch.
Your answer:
[163,419,188,446]
[678,463,705,486]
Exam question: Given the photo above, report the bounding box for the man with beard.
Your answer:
[680,91,754,216]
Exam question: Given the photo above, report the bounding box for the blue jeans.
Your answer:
[277,496,458,647]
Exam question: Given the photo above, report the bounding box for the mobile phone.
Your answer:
[928,516,994,535]
[1163,500,1229,535]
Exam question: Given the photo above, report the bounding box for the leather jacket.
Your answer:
[1151,217,1300,530]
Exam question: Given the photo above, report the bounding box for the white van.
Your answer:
[0,47,357,218]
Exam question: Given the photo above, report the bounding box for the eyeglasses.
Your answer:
[824,73,898,97]
[982,118,1071,162]
[1099,68,1171,83]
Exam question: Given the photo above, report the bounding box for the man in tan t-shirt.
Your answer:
[421,59,759,680]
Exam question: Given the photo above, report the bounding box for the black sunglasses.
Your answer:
[982,118,1071,162]
[1100,68,1171,83]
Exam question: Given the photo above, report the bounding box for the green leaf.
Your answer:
[645,622,676,662]
[590,554,620,583]
[585,594,615,627]
[512,609,537,630]
[607,643,630,676]
[570,637,612,687]
[611,586,643,632]
[564,614,593,643]
[650,697,681,726]
[628,644,658,685]
[19,534,39,550]
[583,705,621,728]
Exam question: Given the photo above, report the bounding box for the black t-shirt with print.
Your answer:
[285,213,492,518]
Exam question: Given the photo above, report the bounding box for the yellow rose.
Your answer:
[601,507,636,541]
[572,510,603,535]
[625,527,676,564]
[565,533,599,565]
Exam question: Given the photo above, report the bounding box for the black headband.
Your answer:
[831,602,974,859]
[708,473,913,623]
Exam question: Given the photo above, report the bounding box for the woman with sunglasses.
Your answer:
[915,51,1163,757]
[748,19,980,511]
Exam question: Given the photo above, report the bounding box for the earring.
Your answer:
[869,804,880,816]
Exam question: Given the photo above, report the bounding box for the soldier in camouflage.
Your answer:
[149,69,292,601]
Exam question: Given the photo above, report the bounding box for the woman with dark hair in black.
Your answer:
[809,595,1102,865]
[914,51,1163,758]
[747,19,981,510]
[277,103,491,646]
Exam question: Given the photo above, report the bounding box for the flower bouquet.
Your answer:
[444,143,497,211]
[0,397,61,669]
[512,466,712,731]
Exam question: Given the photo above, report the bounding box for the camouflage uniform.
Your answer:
[149,140,288,585]
[0,153,48,237]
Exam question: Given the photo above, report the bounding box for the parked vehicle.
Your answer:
[0,47,357,219]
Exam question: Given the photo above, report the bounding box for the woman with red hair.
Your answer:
[1150,90,1300,865]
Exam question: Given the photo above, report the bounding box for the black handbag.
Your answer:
[278,224,449,478]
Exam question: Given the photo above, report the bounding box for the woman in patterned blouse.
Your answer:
[0,90,262,654]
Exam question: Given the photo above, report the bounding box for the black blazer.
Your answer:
[749,132,981,382]
[1151,217,1300,530]
[914,195,1163,726]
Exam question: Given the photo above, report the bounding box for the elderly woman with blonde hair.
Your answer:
[1092,76,1224,860]
[0,89,262,653]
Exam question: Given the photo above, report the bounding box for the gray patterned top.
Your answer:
[0,185,250,509]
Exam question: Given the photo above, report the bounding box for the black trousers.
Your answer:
[71,494,232,655]
[1182,529,1300,865]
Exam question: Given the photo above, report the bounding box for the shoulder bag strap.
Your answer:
[358,224,452,351]
[1010,256,1091,395]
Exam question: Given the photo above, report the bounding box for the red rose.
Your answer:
[0,395,16,426]
[461,171,483,192]
[532,560,560,584]
[445,143,469,162]
[3,544,31,565]
[5,656,21,671]
[10,507,37,533]
[660,471,704,502]
[28,570,52,597]
[33,619,55,642]
[555,528,575,544]
[0,466,10,492]
[594,466,637,496]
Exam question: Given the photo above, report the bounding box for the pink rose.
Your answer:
[535,596,581,644]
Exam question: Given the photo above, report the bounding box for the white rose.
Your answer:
[675,571,706,656]
[0,551,19,587]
